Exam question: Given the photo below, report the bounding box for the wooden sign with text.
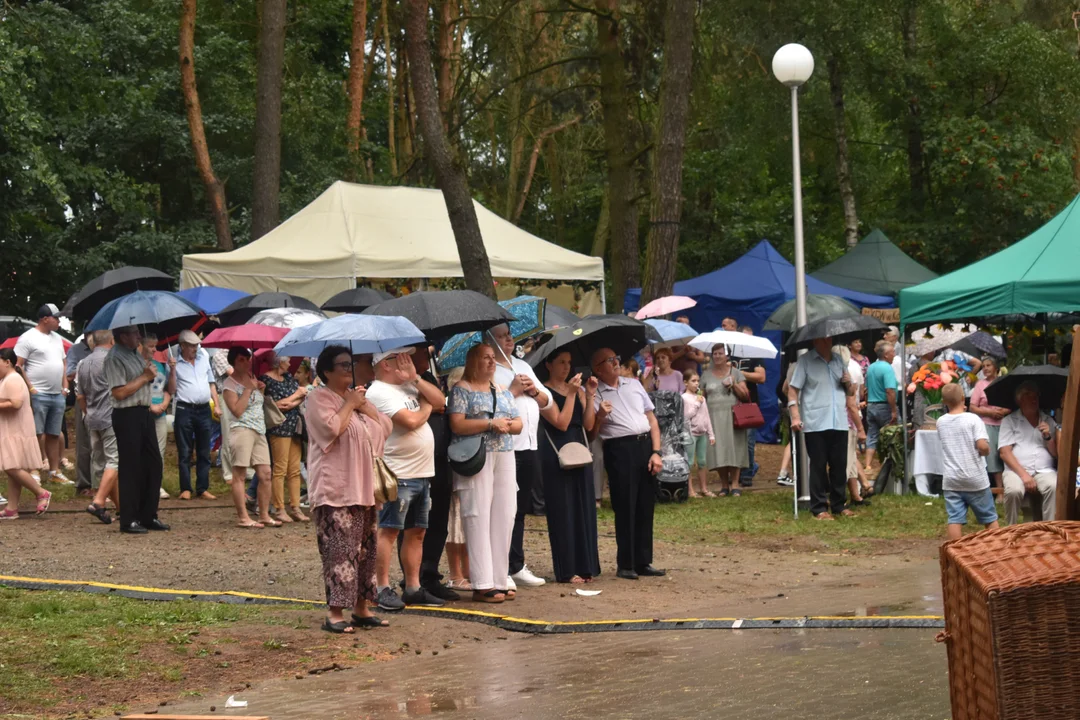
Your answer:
[862,307,900,324]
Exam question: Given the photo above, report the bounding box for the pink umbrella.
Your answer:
[201,324,289,350]
[634,295,697,320]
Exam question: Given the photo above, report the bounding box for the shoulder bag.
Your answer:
[733,402,765,430]
[448,384,497,477]
[544,426,593,469]
[263,393,286,430]
[360,415,398,505]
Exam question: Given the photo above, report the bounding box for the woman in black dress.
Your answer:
[539,350,601,583]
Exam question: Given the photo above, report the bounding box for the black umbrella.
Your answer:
[544,304,581,330]
[525,314,663,376]
[763,295,859,333]
[65,267,175,322]
[951,331,1006,359]
[983,365,1069,411]
[217,292,321,327]
[362,290,514,340]
[320,287,393,313]
[784,312,888,350]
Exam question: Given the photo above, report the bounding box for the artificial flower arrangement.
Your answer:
[907,360,962,405]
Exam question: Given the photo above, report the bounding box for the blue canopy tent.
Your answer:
[625,240,893,442]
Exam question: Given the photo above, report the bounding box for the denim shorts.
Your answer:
[866,403,893,450]
[31,392,66,436]
[945,489,998,525]
[378,478,431,530]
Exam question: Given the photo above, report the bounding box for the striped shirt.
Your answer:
[105,344,151,408]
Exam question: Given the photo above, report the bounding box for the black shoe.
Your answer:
[120,522,148,535]
[636,565,666,577]
[376,587,406,611]
[145,519,171,531]
[423,583,461,602]
[86,503,112,525]
[851,499,872,507]
[616,569,639,580]
[401,587,446,607]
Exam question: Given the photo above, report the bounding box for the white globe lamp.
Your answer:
[772,43,815,88]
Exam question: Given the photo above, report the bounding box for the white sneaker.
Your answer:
[50,470,74,485]
[510,565,546,587]
[159,488,170,499]
[506,576,517,591]
[31,472,41,483]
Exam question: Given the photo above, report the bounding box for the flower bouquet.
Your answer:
[907,360,965,425]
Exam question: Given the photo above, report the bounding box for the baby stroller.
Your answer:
[649,390,692,503]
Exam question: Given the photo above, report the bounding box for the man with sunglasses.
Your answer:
[590,347,665,580]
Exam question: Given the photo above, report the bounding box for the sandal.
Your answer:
[497,588,515,601]
[86,503,113,525]
[237,519,265,529]
[814,512,834,521]
[351,613,389,628]
[287,506,309,522]
[717,489,730,497]
[472,590,505,604]
[36,491,52,514]
[566,576,585,584]
[259,517,283,527]
[0,509,18,521]
[702,490,717,498]
[321,618,354,634]
[730,490,742,497]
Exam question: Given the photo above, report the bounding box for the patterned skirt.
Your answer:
[312,504,378,609]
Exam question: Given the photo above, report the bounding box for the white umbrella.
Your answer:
[249,307,327,329]
[689,330,777,359]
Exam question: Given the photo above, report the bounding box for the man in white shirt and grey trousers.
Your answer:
[487,324,551,589]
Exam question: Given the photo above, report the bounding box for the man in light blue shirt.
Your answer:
[167,330,219,500]
[788,337,856,520]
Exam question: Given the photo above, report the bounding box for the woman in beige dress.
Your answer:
[701,344,749,496]
[0,349,51,518]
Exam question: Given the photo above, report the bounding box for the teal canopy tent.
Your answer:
[811,229,938,299]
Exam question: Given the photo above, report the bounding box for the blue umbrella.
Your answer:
[176,287,251,315]
[644,318,698,344]
[273,314,426,357]
[85,290,206,343]
[436,296,547,372]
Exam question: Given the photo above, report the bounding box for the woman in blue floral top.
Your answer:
[448,344,522,603]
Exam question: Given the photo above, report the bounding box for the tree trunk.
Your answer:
[901,0,926,211]
[404,0,495,299]
[382,0,398,177]
[828,56,859,250]
[252,0,287,242]
[346,0,369,178]
[591,189,610,258]
[596,0,639,310]
[512,115,581,224]
[641,0,694,304]
[179,0,232,250]
[437,0,455,132]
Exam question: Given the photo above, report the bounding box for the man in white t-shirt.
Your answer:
[366,346,447,611]
[14,304,70,483]
[937,384,998,540]
[998,381,1058,525]
[488,323,552,589]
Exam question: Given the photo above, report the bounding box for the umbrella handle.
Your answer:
[486,329,515,366]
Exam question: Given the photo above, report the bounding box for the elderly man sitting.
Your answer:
[998,380,1058,525]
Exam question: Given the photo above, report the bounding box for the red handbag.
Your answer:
[733,403,765,430]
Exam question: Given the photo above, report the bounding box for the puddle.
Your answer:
[381,692,479,716]
[832,596,941,617]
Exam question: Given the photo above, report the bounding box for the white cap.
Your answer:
[178,329,201,345]
[373,346,415,365]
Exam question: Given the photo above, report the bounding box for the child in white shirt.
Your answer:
[936,383,999,540]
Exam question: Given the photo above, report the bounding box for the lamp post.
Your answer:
[773,43,815,514]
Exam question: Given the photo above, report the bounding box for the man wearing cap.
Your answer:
[106,326,168,534]
[167,330,220,500]
[590,347,666,580]
[14,303,71,484]
[366,346,447,610]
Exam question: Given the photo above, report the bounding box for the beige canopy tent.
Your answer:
[181,182,605,313]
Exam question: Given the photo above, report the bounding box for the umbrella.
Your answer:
[644,318,698,345]
[784,312,887,351]
[0,336,72,352]
[545,304,580,330]
[362,290,515,340]
[763,294,859,332]
[951,331,1006,359]
[436,296,547,372]
[249,307,327,329]
[201,324,289,350]
[217,292,321,326]
[983,365,1069,411]
[320,287,394,313]
[634,295,697,320]
[65,267,175,322]
[525,314,663,373]
[912,327,973,358]
[274,314,426,357]
[175,287,252,315]
[84,290,206,345]
[689,330,777,359]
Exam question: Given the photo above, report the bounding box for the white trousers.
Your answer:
[219,400,234,482]
[455,451,517,591]
[1002,469,1056,525]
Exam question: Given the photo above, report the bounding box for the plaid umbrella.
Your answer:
[436,295,547,372]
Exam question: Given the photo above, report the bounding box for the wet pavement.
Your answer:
[168,628,950,719]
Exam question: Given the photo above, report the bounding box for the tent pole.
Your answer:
[899,324,908,495]
[601,279,608,314]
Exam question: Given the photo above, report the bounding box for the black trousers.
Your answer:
[420,453,452,588]
[602,434,656,571]
[509,449,540,575]
[804,429,848,516]
[112,406,163,528]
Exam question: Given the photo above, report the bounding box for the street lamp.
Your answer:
[773,43,814,514]
[772,43,814,328]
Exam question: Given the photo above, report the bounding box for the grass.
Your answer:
[597,491,948,547]
[0,588,255,712]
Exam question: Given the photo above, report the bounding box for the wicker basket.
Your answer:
[939,522,1080,720]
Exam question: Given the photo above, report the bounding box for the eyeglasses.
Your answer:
[333,361,354,370]
[594,355,620,368]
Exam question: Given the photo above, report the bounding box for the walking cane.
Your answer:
[791,429,799,520]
